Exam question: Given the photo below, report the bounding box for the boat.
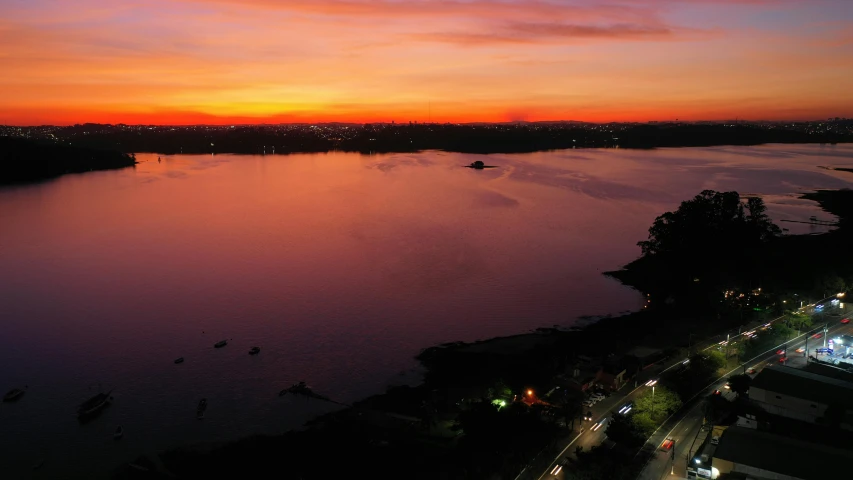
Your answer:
[77,391,112,418]
[174,357,184,364]
[3,387,26,402]
[249,346,260,355]
[196,398,207,419]
[214,340,227,348]
[114,426,124,440]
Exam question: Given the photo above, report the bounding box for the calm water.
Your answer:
[2,145,853,478]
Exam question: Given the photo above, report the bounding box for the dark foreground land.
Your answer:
[3,120,852,155]
[111,188,853,480]
[0,137,136,185]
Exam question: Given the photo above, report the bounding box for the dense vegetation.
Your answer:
[0,137,136,185]
[609,189,853,314]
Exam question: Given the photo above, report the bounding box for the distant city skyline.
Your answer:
[1,0,852,125]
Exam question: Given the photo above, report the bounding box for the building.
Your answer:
[710,426,853,480]
[624,345,664,370]
[748,365,853,429]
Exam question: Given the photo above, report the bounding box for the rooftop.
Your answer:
[714,426,853,480]
[750,365,853,405]
[624,346,661,359]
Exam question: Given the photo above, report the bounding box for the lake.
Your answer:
[1,144,852,478]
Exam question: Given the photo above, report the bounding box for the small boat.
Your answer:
[114,426,124,440]
[129,463,150,472]
[174,357,184,364]
[249,346,260,355]
[77,391,112,418]
[214,340,227,348]
[196,398,207,419]
[3,387,26,402]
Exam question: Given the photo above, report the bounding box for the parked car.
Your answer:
[582,400,595,407]
[590,393,605,401]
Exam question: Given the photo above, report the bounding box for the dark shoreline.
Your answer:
[0,137,137,186]
[4,122,851,156]
[110,187,853,479]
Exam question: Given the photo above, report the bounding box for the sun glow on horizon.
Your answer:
[1,0,852,125]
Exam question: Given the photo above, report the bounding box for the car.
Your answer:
[582,400,595,407]
[712,389,721,395]
[661,438,674,451]
[795,347,805,353]
[776,349,785,355]
[747,368,757,374]
[583,411,593,421]
[618,402,633,415]
[812,333,823,339]
[591,417,609,432]
[842,318,850,324]
[778,356,788,363]
[723,383,731,389]
[591,393,605,401]
[550,464,563,476]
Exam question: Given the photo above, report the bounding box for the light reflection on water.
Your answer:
[0,144,852,478]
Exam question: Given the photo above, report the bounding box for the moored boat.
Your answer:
[174,357,184,364]
[77,391,112,418]
[214,340,227,348]
[3,387,26,402]
[196,398,207,419]
[249,346,260,355]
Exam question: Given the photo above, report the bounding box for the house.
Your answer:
[749,365,853,429]
[596,364,626,391]
[708,426,853,480]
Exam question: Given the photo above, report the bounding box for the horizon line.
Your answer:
[3,118,848,128]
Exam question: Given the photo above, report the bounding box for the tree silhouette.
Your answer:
[726,374,751,397]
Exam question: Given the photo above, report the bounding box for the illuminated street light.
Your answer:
[527,389,533,396]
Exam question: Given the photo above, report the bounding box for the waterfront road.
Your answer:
[637,314,852,480]
[520,312,795,480]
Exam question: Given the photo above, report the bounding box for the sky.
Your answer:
[1,0,852,125]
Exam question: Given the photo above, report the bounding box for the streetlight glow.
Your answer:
[527,389,533,396]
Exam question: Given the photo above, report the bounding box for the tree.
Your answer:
[815,275,847,298]
[638,190,779,258]
[726,374,751,397]
[745,196,782,241]
[604,413,645,447]
[634,386,682,423]
[787,312,812,332]
[555,390,584,430]
[567,446,630,480]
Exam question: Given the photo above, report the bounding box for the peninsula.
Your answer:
[0,137,136,185]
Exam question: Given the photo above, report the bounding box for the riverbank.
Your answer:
[111,188,853,479]
[0,137,136,185]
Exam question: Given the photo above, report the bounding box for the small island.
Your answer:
[464,160,497,169]
[0,137,137,185]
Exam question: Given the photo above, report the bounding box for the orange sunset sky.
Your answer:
[1,0,852,125]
